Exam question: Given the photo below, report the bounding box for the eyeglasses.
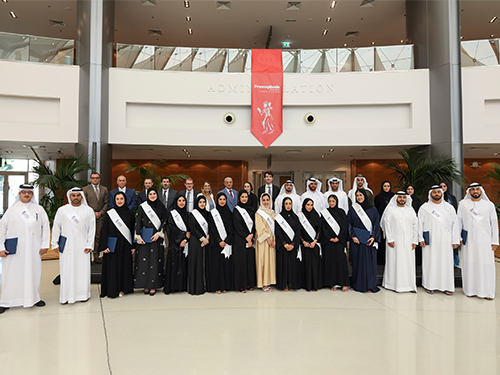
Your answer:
[20,190,33,194]
[91,176,100,179]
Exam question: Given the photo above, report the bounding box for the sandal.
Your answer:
[331,287,337,291]
[241,289,246,293]
[144,289,150,295]
[425,289,434,295]
[444,291,453,296]
[341,286,348,293]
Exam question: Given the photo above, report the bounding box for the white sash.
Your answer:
[140,202,161,231]
[211,209,232,258]
[14,203,40,237]
[352,202,372,233]
[235,206,253,233]
[170,209,189,257]
[462,200,491,237]
[320,208,341,236]
[256,209,275,237]
[191,210,209,237]
[421,203,452,233]
[298,212,322,256]
[107,209,132,244]
[275,214,295,242]
[63,208,87,238]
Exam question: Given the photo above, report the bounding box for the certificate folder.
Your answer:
[107,237,118,253]
[353,227,371,245]
[423,231,430,246]
[58,236,67,253]
[461,230,468,246]
[141,228,154,244]
[5,238,18,255]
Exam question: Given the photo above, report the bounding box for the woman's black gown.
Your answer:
[99,213,135,298]
[134,206,166,290]
[275,213,301,290]
[164,212,189,294]
[248,193,258,212]
[347,205,380,293]
[206,212,233,292]
[301,212,322,291]
[321,209,350,288]
[187,213,209,295]
[232,208,256,290]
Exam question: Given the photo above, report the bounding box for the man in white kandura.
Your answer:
[418,185,460,295]
[457,183,499,300]
[324,177,348,214]
[381,191,418,293]
[0,185,50,314]
[52,187,96,304]
[301,178,325,215]
[348,175,374,207]
[275,180,301,215]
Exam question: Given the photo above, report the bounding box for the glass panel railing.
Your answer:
[461,39,499,67]
[0,32,74,65]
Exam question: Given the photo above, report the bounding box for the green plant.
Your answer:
[124,159,189,190]
[384,148,464,199]
[483,163,500,218]
[30,147,93,225]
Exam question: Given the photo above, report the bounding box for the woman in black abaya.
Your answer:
[300,198,322,292]
[164,195,190,294]
[321,194,349,292]
[405,184,422,266]
[347,188,380,293]
[134,187,167,296]
[232,190,256,293]
[275,197,301,291]
[374,180,394,265]
[187,195,211,295]
[100,192,135,298]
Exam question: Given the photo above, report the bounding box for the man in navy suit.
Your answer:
[178,177,200,213]
[218,177,238,212]
[159,176,178,211]
[109,175,136,211]
[258,171,279,206]
[136,178,154,207]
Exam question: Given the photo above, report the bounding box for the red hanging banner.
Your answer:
[251,49,283,149]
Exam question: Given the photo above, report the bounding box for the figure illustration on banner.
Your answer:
[257,101,275,134]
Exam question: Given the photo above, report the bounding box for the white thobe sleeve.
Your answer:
[456,204,465,242]
[489,204,499,246]
[411,212,419,245]
[85,210,96,250]
[0,212,10,251]
[384,211,395,244]
[417,208,425,243]
[40,209,50,249]
[451,213,460,245]
[51,209,62,249]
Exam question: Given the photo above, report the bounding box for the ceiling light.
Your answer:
[184,0,190,8]
[182,149,187,152]
[494,153,499,156]
[186,16,191,21]
[330,1,337,8]
[343,43,347,47]
[491,34,495,38]
[322,30,328,36]
[490,16,497,23]
[2,0,8,3]
[188,28,193,35]
[141,0,157,5]
[400,40,404,43]
[49,19,67,28]
[371,41,375,45]
[286,2,302,11]
[9,11,16,18]
[329,149,334,152]
[460,36,464,40]
[216,1,231,10]
[326,17,332,22]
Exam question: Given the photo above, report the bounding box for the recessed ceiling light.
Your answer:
[186,16,191,21]
[491,34,495,38]
[343,43,347,47]
[329,148,334,152]
[326,17,332,22]
[460,36,464,40]
[400,40,404,43]
[9,11,17,18]
[184,0,190,8]
[2,0,8,3]
[322,29,328,36]
[188,28,193,35]
[489,16,497,23]
[371,41,375,45]
[330,1,337,9]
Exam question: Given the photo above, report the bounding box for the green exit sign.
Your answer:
[282,42,291,48]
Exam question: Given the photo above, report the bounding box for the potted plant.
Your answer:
[124,159,189,190]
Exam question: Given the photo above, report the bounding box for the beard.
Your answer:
[431,194,441,202]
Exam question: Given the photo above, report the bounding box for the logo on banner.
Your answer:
[257,101,275,134]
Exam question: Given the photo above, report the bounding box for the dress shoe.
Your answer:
[34,300,46,307]
[0,306,9,314]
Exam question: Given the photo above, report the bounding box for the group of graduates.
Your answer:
[0,170,498,315]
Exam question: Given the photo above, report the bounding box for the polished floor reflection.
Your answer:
[0,259,499,375]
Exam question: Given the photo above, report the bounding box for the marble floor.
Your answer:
[1,259,499,375]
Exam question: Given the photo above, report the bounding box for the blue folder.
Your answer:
[107,237,118,253]
[141,228,154,244]
[5,238,18,255]
[58,235,67,253]
[423,231,430,246]
[353,227,371,245]
[461,230,468,246]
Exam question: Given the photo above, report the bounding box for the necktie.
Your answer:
[187,191,191,212]
[268,186,271,196]
[94,185,99,199]
[229,189,233,198]
[163,190,167,204]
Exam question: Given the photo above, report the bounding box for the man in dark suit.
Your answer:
[178,177,200,213]
[159,176,178,211]
[109,175,136,211]
[136,178,154,207]
[82,172,109,263]
[217,176,238,212]
[258,171,279,206]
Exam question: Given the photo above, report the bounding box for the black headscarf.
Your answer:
[374,180,394,216]
[194,194,210,219]
[113,191,134,223]
[439,181,458,211]
[172,194,189,224]
[356,188,373,210]
[405,184,421,214]
[237,190,255,217]
[146,187,167,219]
[301,197,321,228]
[325,194,348,245]
[280,197,301,237]
[216,192,233,230]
